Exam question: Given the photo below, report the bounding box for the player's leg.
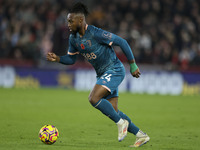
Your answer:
[89,84,128,141]
[89,84,121,123]
[108,97,150,147]
[108,97,139,135]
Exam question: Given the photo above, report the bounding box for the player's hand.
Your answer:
[131,68,141,78]
[47,52,59,62]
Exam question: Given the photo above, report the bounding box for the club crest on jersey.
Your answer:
[81,44,85,49]
[102,31,112,40]
[86,40,92,47]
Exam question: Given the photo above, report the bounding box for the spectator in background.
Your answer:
[0,0,200,70]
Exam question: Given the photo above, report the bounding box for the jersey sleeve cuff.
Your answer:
[68,51,80,55]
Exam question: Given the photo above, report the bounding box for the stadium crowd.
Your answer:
[0,0,200,70]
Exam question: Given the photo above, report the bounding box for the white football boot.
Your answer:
[117,119,129,142]
[130,130,150,147]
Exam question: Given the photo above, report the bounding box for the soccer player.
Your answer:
[47,2,150,147]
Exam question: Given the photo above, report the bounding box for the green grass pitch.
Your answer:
[0,88,199,150]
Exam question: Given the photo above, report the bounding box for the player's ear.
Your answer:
[79,17,83,24]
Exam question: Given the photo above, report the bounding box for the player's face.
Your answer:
[67,13,81,33]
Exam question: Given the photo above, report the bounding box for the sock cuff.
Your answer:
[92,99,102,108]
[136,130,145,137]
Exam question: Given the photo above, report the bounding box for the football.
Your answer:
[39,125,59,144]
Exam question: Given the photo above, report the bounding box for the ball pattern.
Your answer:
[39,125,59,144]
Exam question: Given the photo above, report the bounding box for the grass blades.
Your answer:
[0,88,199,150]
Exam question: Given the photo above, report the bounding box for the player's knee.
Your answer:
[88,94,99,105]
[88,95,95,105]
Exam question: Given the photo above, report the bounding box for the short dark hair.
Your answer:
[69,2,89,16]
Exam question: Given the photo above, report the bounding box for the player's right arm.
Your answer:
[47,52,76,65]
[46,35,78,65]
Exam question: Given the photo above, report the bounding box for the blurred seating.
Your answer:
[0,0,200,71]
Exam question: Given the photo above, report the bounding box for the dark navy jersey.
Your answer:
[68,25,124,76]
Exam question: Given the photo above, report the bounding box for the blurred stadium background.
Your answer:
[0,0,200,95]
[1,1,200,149]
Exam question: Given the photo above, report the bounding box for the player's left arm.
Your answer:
[93,26,140,78]
[111,35,141,78]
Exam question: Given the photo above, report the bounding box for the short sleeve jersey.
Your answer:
[68,25,124,76]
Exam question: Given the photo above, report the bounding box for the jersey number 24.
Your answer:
[101,73,112,82]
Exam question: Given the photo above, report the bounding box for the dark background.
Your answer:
[0,0,200,71]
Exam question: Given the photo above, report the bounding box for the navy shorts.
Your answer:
[96,67,125,99]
